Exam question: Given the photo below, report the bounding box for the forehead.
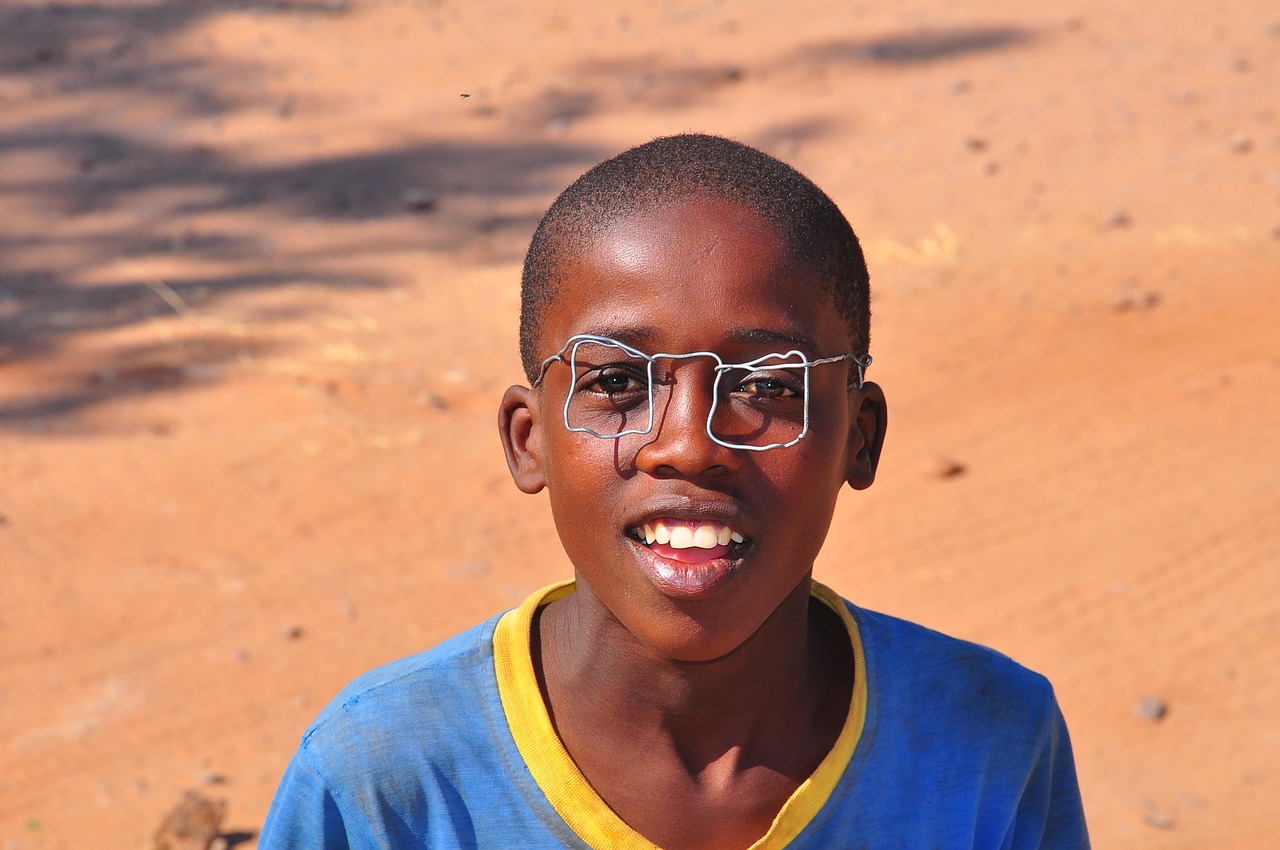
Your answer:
[543,196,844,356]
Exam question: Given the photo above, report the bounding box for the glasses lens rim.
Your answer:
[564,339,655,438]
[553,335,856,450]
[709,356,811,450]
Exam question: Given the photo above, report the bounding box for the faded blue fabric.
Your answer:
[259,598,1090,849]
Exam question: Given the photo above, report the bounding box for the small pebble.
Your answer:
[401,188,437,212]
[1143,810,1175,830]
[1113,291,1161,313]
[707,67,744,87]
[1136,696,1168,722]
[933,457,967,479]
[341,598,359,621]
[1104,209,1133,229]
[421,391,450,410]
[281,625,305,641]
[964,136,988,152]
[1227,133,1253,153]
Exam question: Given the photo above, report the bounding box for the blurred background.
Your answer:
[1,0,1277,847]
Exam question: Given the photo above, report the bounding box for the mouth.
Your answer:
[626,518,749,595]
[628,518,747,562]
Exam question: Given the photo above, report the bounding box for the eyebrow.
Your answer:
[579,325,656,349]
[725,327,819,353]
[576,325,821,356]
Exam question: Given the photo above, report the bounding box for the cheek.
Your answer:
[772,412,850,480]
[753,443,848,533]
[543,437,624,537]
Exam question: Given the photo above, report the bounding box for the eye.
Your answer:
[582,366,648,396]
[733,372,804,400]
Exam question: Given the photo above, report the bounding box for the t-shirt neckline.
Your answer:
[492,579,868,850]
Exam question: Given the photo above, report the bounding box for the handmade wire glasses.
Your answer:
[534,334,871,452]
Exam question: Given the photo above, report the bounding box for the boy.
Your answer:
[260,134,1089,849]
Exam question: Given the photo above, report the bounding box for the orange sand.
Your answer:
[2,1,1277,847]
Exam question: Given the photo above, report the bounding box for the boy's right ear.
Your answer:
[499,385,547,494]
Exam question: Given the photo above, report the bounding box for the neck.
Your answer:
[535,575,850,779]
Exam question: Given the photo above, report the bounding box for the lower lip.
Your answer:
[631,539,743,597]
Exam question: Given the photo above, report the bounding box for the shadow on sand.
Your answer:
[0,5,1037,427]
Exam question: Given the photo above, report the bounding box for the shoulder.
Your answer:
[811,600,1089,849]
[847,601,1059,736]
[851,602,1052,690]
[299,613,506,761]
[261,611,555,848]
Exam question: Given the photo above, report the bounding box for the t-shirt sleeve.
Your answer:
[258,743,353,850]
[1004,693,1091,850]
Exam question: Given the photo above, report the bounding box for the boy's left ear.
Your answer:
[845,382,886,490]
[499,385,547,494]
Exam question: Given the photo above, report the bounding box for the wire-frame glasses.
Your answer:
[534,334,871,452]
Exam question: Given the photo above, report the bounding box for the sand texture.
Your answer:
[2,0,1278,847]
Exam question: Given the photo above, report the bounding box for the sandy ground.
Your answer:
[1,0,1278,847]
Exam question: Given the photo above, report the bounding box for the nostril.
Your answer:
[635,414,737,479]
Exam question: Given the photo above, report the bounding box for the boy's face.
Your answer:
[501,195,884,662]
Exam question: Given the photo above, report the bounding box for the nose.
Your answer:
[632,358,739,478]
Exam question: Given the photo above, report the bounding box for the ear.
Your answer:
[845,381,886,491]
[499,384,547,494]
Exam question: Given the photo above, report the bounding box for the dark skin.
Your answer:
[500,195,886,850]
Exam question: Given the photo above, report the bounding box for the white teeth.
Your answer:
[692,524,719,549]
[634,519,748,549]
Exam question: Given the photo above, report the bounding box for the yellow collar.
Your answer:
[493,580,867,849]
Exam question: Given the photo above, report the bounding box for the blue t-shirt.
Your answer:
[260,581,1089,849]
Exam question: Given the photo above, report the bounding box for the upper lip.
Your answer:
[623,493,752,538]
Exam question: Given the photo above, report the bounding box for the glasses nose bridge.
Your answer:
[641,351,724,446]
[652,350,722,414]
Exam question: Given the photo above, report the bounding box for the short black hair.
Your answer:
[519,133,870,382]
